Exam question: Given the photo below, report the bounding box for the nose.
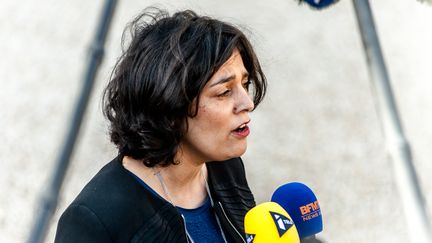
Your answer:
[234,87,254,113]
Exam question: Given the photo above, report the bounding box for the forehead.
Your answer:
[219,49,243,70]
[208,50,247,82]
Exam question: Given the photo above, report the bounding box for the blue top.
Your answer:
[128,171,225,242]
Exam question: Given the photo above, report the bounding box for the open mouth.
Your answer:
[232,123,250,137]
[234,123,248,133]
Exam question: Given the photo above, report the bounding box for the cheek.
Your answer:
[183,101,245,161]
[195,104,228,132]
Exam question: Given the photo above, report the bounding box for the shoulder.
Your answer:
[71,157,148,214]
[55,203,112,242]
[55,157,169,242]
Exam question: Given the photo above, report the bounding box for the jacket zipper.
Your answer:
[212,205,228,243]
[205,182,228,243]
[218,201,246,243]
[181,214,195,243]
[204,173,244,243]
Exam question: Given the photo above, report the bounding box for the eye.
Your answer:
[218,89,231,97]
[242,80,252,91]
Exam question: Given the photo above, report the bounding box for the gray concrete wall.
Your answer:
[1,0,432,242]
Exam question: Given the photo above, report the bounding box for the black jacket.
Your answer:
[54,157,255,243]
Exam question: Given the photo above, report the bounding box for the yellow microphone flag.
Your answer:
[244,202,300,243]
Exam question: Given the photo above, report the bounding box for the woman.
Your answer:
[55,8,266,243]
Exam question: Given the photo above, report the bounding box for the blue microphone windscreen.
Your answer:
[271,182,323,238]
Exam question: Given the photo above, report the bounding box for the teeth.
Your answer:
[239,124,246,129]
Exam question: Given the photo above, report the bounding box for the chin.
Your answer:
[207,142,248,161]
[223,145,247,160]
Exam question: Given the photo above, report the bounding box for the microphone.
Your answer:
[271,182,323,242]
[244,202,300,243]
[296,0,339,9]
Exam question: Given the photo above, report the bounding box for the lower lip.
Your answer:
[232,125,250,138]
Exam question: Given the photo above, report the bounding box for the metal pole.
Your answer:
[352,1,432,242]
[27,1,117,243]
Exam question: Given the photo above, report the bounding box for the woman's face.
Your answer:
[179,49,255,164]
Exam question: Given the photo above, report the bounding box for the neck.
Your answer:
[122,155,208,209]
[154,160,208,209]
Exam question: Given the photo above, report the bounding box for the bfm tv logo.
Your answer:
[299,200,321,221]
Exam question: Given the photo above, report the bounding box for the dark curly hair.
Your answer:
[103,8,267,167]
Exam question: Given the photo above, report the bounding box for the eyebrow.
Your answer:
[209,71,249,87]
